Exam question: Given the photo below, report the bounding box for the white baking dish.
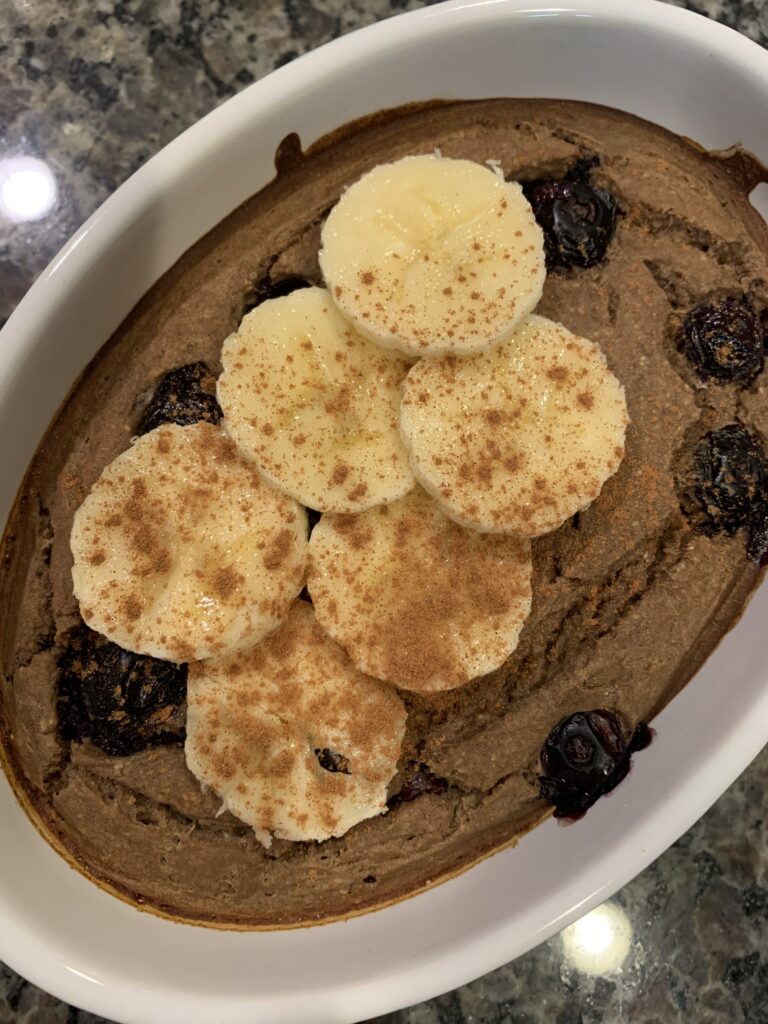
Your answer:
[1,1,767,1021]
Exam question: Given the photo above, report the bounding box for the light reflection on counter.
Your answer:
[561,901,633,975]
[0,156,58,222]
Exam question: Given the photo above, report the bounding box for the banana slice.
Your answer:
[70,422,307,662]
[185,601,407,845]
[400,315,629,537]
[319,154,545,358]
[217,286,415,513]
[308,488,532,693]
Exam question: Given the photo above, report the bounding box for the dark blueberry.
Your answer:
[136,361,222,435]
[527,180,617,269]
[57,626,187,756]
[539,709,649,818]
[686,424,768,538]
[679,297,764,385]
[315,747,350,774]
[242,274,312,316]
[388,763,448,806]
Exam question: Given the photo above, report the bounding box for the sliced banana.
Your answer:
[217,286,415,513]
[308,488,533,693]
[400,315,629,537]
[319,154,546,358]
[70,422,307,662]
[185,601,407,845]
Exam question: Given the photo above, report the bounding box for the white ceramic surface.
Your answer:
[2,1,768,1022]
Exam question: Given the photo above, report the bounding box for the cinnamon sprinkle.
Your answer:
[71,422,308,661]
[185,602,406,845]
[308,489,532,693]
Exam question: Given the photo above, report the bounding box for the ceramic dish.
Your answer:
[2,1,768,1021]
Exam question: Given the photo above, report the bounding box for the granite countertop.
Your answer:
[1,1,767,1022]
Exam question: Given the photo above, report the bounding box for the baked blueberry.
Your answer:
[539,709,649,818]
[527,180,618,269]
[57,626,187,756]
[136,361,222,435]
[242,274,312,315]
[689,424,768,537]
[679,297,764,385]
[315,748,351,774]
[388,763,448,806]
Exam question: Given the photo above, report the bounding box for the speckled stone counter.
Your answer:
[1,1,767,1022]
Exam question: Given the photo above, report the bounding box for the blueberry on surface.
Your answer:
[527,180,618,269]
[57,626,187,756]
[679,297,764,385]
[539,709,649,818]
[136,361,222,435]
[689,424,768,537]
